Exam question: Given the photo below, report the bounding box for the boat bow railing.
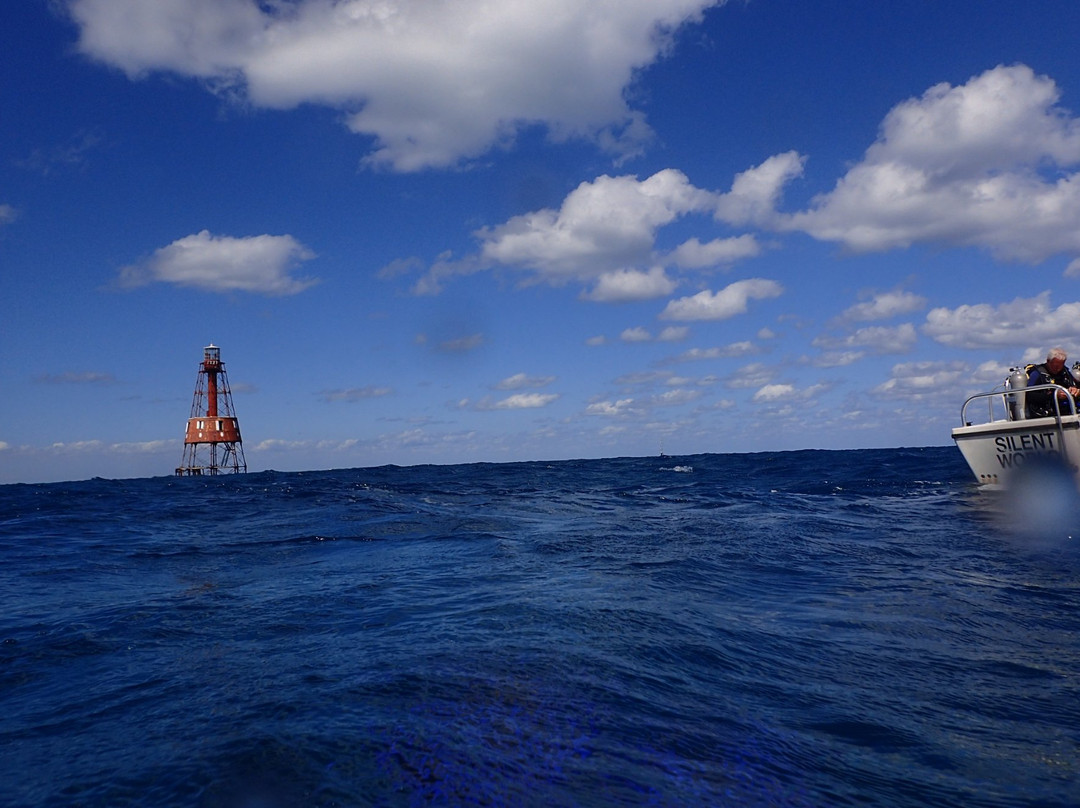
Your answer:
[960,383,1078,426]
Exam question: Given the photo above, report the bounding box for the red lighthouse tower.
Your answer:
[175,344,247,476]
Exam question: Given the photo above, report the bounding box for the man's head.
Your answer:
[1047,347,1068,373]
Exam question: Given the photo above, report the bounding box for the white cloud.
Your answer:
[616,370,671,386]
[715,151,806,226]
[813,323,918,354]
[47,440,104,452]
[669,234,761,268]
[378,256,425,280]
[659,278,783,321]
[923,292,1080,349]
[670,341,757,362]
[493,393,560,409]
[0,203,17,225]
[585,398,642,417]
[653,388,702,406]
[872,361,971,400]
[413,250,492,297]
[110,440,175,454]
[811,350,866,368]
[253,438,308,452]
[657,326,689,342]
[495,373,556,390]
[753,382,828,404]
[118,230,317,295]
[786,65,1080,264]
[252,437,360,453]
[413,165,774,298]
[753,383,794,402]
[583,267,677,302]
[478,169,715,283]
[725,362,777,389]
[840,290,927,322]
[67,0,722,171]
[620,327,653,343]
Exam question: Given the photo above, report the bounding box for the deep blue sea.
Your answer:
[1,447,1078,807]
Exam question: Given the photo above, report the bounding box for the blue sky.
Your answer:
[4,0,1080,484]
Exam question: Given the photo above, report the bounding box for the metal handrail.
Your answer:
[959,383,1078,426]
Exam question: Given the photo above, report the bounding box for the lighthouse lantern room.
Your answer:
[175,344,247,476]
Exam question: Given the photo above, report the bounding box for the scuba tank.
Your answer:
[1006,366,1028,420]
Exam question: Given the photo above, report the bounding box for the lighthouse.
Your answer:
[175,344,247,476]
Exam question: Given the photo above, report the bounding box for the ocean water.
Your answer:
[1,447,1077,807]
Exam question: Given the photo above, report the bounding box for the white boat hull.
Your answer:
[952,415,1080,486]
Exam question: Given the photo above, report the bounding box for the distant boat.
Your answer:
[952,367,1080,486]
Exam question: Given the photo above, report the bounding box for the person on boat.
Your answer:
[1026,347,1080,417]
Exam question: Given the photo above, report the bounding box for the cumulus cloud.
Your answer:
[66,0,722,171]
[872,361,971,400]
[657,326,689,342]
[754,382,828,404]
[253,437,359,452]
[378,255,425,280]
[670,341,758,362]
[492,392,560,409]
[669,234,761,268]
[110,440,176,454]
[616,370,672,386]
[412,161,784,297]
[923,292,1080,349]
[753,383,794,402]
[586,398,642,417]
[659,278,783,321]
[478,169,715,283]
[118,230,317,295]
[786,65,1080,264]
[653,388,702,406]
[47,440,104,452]
[582,267,677,302]
[812,323,918,354]
[810,350,866,368]
[409,253,483,296]
[724,361,778,390]
[495,373,556,390]
[839,290,927,322]
[715,151,806,226]
[620,327,653,343]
